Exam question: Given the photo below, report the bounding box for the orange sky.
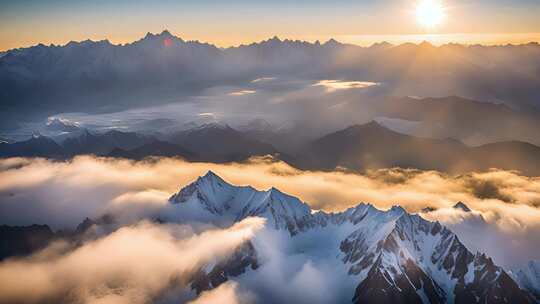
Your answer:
[1,1,540,51]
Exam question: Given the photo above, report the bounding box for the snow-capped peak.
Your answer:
[199,170,225,183]
[45,117,81,132]
[168,172,312,233]
[166,172,532,303]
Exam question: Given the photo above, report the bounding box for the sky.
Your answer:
[1,0,540,51]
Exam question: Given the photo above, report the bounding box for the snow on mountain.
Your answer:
[45,117,81,132]
[169,171,312,233]
[167,172,534,303]
[510,260,540,301]
[346,211,529,303]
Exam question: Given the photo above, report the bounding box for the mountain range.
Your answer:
[164,123,278,163]
[2,172,539,303]
[296,121,540,175]
[2,31,540,129]
[363,96,540,146]
[2,119,540,176]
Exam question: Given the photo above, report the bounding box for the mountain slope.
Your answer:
[0,124,278,161]
[166,123,278,162]
[0,224,56,261]
[168,171,312,233]
[345,212,530,304]
[3,33,540,129]
[62,129,152,156]
[107,139,196,160]
[297,121,469,172]
[166,172,535,303]
[0,172,534,303]
[468,141,540,176]
[0,134,64,158]
[511,260,540,301]
[367,96,540,146]
[296,121,540,175]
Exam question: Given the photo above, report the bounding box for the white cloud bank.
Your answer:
[1,156,540,266]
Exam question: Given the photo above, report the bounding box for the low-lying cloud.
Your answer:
[1,156,540,266]
[187,282,254,304]
[312,80,379,92]
[0,217,265,304]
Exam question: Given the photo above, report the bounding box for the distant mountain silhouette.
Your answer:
[364,96,540,146]
[0,124,278,163]
[62,130,152,156]
[0,129,153,158]
[108,140,196,160]
[0,216,113,261]
[0,134,64,158]
[297,121,469,172]
[2,120,540,175]
[166,123,278,162]
[468,141,540,176]
[2,32,540,129]
[0,224,56,261]
[295,121,540,175]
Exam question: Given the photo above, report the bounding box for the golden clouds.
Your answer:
[1,156,540,229]
[1,155,540,266]
[0,218,265,304]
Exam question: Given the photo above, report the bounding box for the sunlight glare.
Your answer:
[416,0,445,28]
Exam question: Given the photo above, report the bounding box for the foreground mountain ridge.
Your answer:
[1,171,537,303]
[168,171,537,303]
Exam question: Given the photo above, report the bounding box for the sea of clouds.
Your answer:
[1,156,540,303]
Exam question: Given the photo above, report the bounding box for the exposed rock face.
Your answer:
[191,241,259,294]
[453,202,472,212]
[0,215,116,261]
[0,224,56,260]
[353,255,444,304]
[340,209,532,304]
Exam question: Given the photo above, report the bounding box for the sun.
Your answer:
[416,0,445,28]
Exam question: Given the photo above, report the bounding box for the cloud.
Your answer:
[234,228,357,304]
[187,281,254,304]
[5,77,385,144]
[312,80,379,92]
[250,77,275,83]
[198,112,216,118]
[228,90,256,96]
[1,156,540,266]
[0,217,265,304]
[3,40,540,135]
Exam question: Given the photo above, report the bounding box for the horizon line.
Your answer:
[2,31,540,53]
